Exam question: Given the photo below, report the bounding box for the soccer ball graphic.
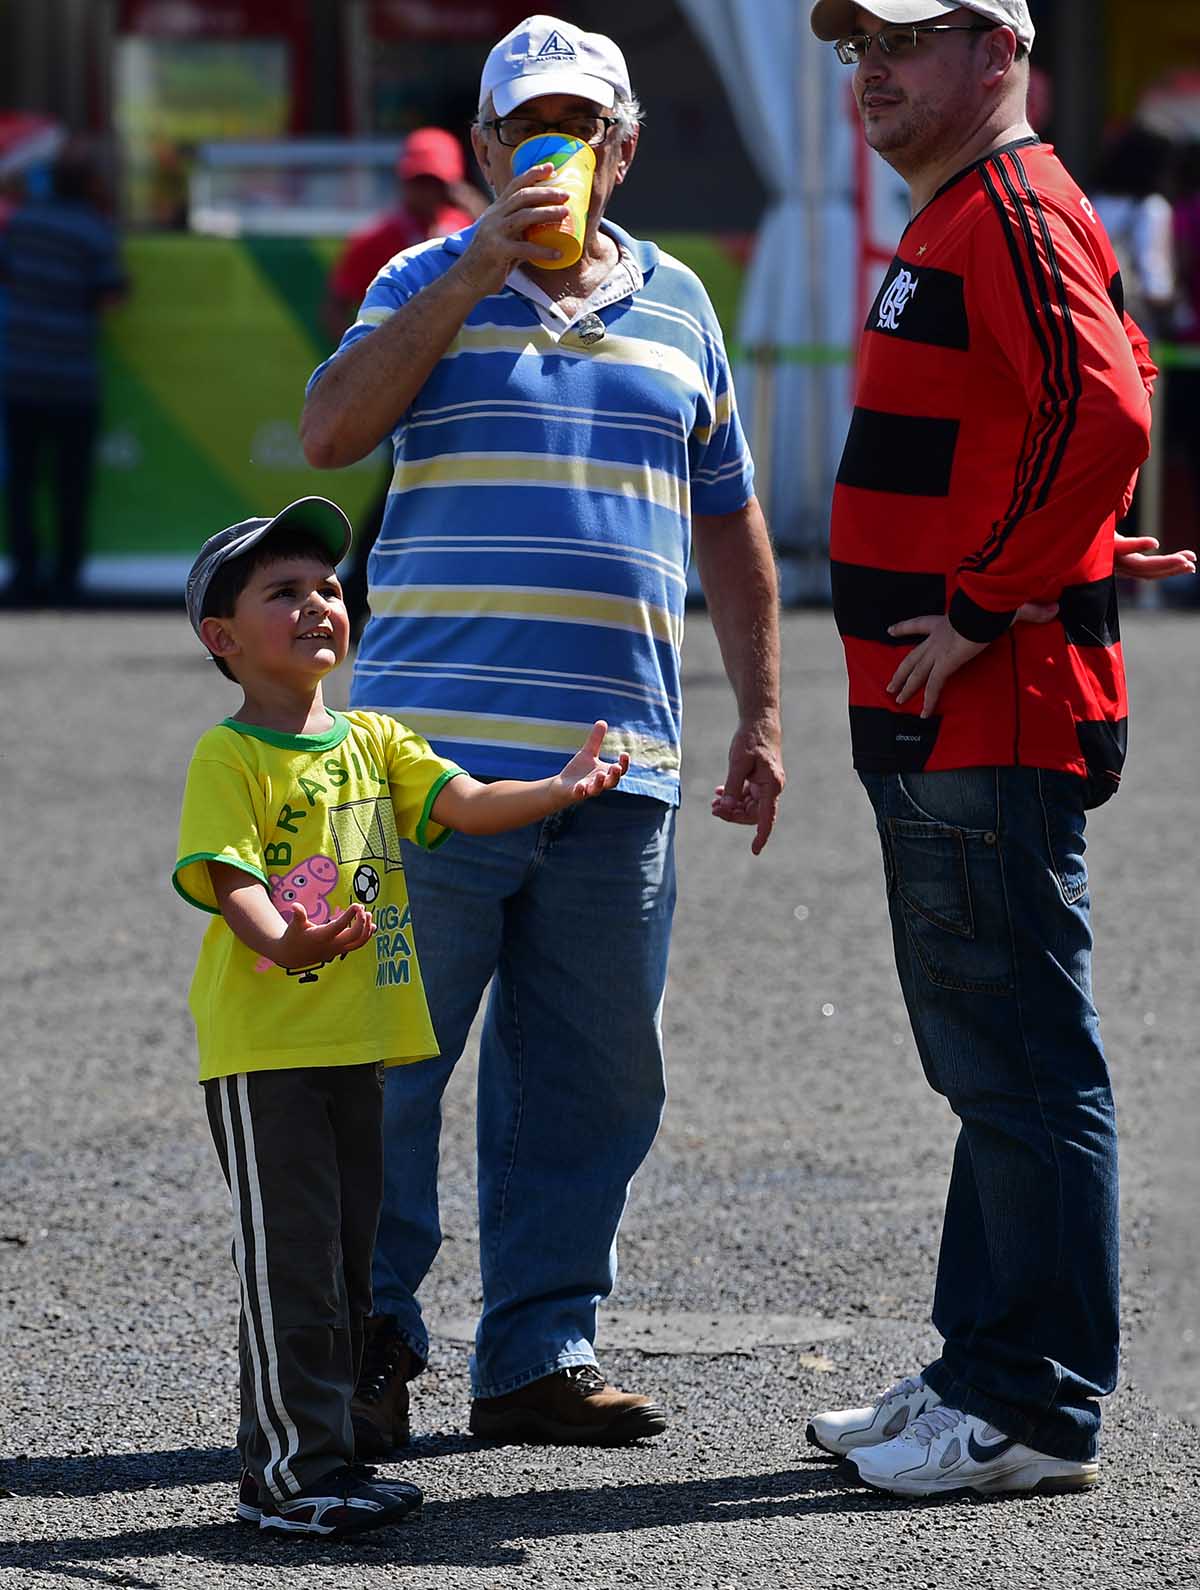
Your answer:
[352,864,381,905]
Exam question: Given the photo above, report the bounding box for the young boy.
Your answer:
[173,496,628,1539]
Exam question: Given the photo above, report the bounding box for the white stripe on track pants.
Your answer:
[204,1063,385,1503]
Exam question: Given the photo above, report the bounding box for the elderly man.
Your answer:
[301,14,783,1447]
[802,0,1181,1499]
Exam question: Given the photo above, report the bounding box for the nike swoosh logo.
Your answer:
[967,1432,1018,1463]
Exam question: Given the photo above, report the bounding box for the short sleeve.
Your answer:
[328,215,418,308]
[307,248,430,397]
[173,751,269,913]
[687,303,755,516]
[375,717,464,850]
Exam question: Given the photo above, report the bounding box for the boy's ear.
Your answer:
[199,615,240,660]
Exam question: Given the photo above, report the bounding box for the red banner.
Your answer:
[369,1,531,42]
[118,1,307,38]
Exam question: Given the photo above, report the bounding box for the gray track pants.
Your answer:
[204,1064,384,1502]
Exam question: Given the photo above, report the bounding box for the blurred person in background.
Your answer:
[302,14,783,1450]
[326,128,485,641]
[1091,126,1177,549]
[324,128,485,342]
[1172,141,1200,344]
[0,145,127,608]
[1091,125,1178,341]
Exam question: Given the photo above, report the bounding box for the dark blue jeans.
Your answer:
[859,767,1119,1462]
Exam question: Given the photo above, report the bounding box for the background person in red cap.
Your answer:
[325,128,485,637]
[325,128,484,342]
[803,0,1195,1501]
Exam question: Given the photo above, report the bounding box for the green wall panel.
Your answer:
[2,232,745,576]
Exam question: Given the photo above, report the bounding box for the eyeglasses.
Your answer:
[480,114,620,149]
[835,23,997,65]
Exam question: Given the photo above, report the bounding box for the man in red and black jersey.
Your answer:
[802,1,1196,1500]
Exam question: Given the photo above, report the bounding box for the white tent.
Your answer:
[677,0,908,596]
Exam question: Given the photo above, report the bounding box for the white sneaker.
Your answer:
[849,1404,1100,1498]
[807,1374,942,1457]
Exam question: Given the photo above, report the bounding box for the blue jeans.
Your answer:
[859,767,1119,1462]
[374,791,675,1398]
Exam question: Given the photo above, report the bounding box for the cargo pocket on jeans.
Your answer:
[887,818,1014,995]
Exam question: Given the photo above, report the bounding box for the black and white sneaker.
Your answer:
[253,1464,422,1537]
[237,1464,423,1525]
[848,1405,1100,1499]
[806,1374,941,1457]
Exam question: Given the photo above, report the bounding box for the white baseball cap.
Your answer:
[810,1,1035,51]
[479,14,632,116]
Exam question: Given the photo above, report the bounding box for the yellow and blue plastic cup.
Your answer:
[511,134,595,269]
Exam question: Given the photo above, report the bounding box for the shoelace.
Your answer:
[356,1336,405,1405]
[562,1364,607,1393]
[903,1404,965,1448]
[876,1374,924,1408]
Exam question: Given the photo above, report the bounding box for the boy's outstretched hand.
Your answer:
[211,860,378,971]
[555,720,630,804]
[428,721,628,835]
[272,900,376,968]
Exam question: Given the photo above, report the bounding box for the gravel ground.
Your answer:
[1,607,1196,1589]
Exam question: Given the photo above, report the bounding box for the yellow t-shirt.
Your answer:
[173,710,463,1082]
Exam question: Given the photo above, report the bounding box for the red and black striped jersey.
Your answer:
[831,139,1156,806]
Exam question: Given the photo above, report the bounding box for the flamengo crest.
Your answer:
[878,268,920,331]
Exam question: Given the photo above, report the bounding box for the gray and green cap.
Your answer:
[185,496,353,637]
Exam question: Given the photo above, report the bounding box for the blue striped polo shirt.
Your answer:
[308,220,754,804]
[0,198,126,406]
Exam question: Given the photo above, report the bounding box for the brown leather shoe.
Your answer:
[351,1315,422,1458]
[469,1364,668,1445]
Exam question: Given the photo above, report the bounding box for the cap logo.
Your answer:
[536,30,576,60]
